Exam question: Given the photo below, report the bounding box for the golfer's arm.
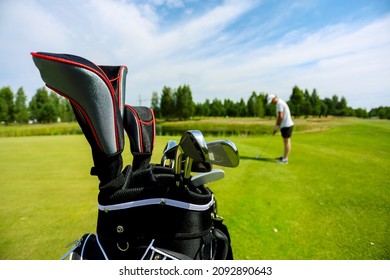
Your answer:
[275,111,283,126]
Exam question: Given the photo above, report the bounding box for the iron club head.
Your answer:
[207,139,239,167]
[175,130,209,187]
[191,169,225,187]
[161,140,177,167]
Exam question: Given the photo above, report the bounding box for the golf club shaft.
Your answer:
[258,134,274,158]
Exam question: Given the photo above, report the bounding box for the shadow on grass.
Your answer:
[239,155,276,163]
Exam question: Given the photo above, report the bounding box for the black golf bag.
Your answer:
[65,165,233,260]
[32,52,234,260]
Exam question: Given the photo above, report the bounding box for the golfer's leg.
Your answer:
[283,137,291,160]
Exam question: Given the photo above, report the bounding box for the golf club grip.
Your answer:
[124,105,156,170]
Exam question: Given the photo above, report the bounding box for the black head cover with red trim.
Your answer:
[31,52,127,183]
[31,52,125,156]
[123,105,156,171]
[98,65,127,118]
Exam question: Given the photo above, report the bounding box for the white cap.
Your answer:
[267,94,276,104]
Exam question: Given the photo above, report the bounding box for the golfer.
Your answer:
[268,94,294,164]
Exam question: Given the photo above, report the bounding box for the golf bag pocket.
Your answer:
[94,165,232,260]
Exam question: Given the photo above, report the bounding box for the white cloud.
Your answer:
[0,0,389,110]
[176,13,390,109]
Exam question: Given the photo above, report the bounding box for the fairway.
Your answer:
[0,118,389,259]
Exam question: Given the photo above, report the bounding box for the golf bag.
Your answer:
[66,165,233,260]
[31,52,233,260]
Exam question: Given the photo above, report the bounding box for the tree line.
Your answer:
[151,85,389,120]
[1,85,389,124]
[0,86,75,124]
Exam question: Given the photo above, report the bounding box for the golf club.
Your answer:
[182,130,209,187]
[161,140,177,167]
[164,139,240,168]
[207,140,239,167]
[257,134,274,159]
[174,130,209,187]
[161,142,212,172]
[191,169,225,187]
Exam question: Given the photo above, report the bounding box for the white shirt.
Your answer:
[276,99,294,128]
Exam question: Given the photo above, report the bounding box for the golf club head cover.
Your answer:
[31,52,127,183]
[123,105,155,171]
[98,66,127,118]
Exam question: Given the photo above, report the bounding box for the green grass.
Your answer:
[159,117,340,136]
[0,122,82,137]
[0,116,340,137]
[0,118,389,259]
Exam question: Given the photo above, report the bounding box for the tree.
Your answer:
[3,83,375,123]
[354,108,368,118]
[224,99,238,117]
[210,98,225,116]
[49,91,60,119]
[236,98,248,117]
[150,91,160,118]
[58,97,76,122]
[330,95,339,116]
[247,92,266,118]
[289,86,304,117]
[247,92,257,117]
[0,86,15,124]
[160,86,175,119]
[265,94,276,117]
[257,93,266,118]
[175,85,194,120]
[310,89,322,117]
[338,96,348,116]
[320,101,329,117]
[29,87,58,123]
[194,99,211,116]
[303,89,312,117]
[14,87,29,123]
[369,106,390,119]
[203,99,211,116]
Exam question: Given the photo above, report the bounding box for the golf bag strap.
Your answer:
[212,224,232,260]
[123,105,156,171]
[62,233,108,260]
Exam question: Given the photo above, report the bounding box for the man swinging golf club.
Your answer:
[268,94,294,164]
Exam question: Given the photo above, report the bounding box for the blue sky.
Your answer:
[1,0,389,110]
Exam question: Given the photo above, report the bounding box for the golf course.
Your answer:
[0,117,389,260]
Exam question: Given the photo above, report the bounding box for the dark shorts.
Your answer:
[281,126,293,139]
